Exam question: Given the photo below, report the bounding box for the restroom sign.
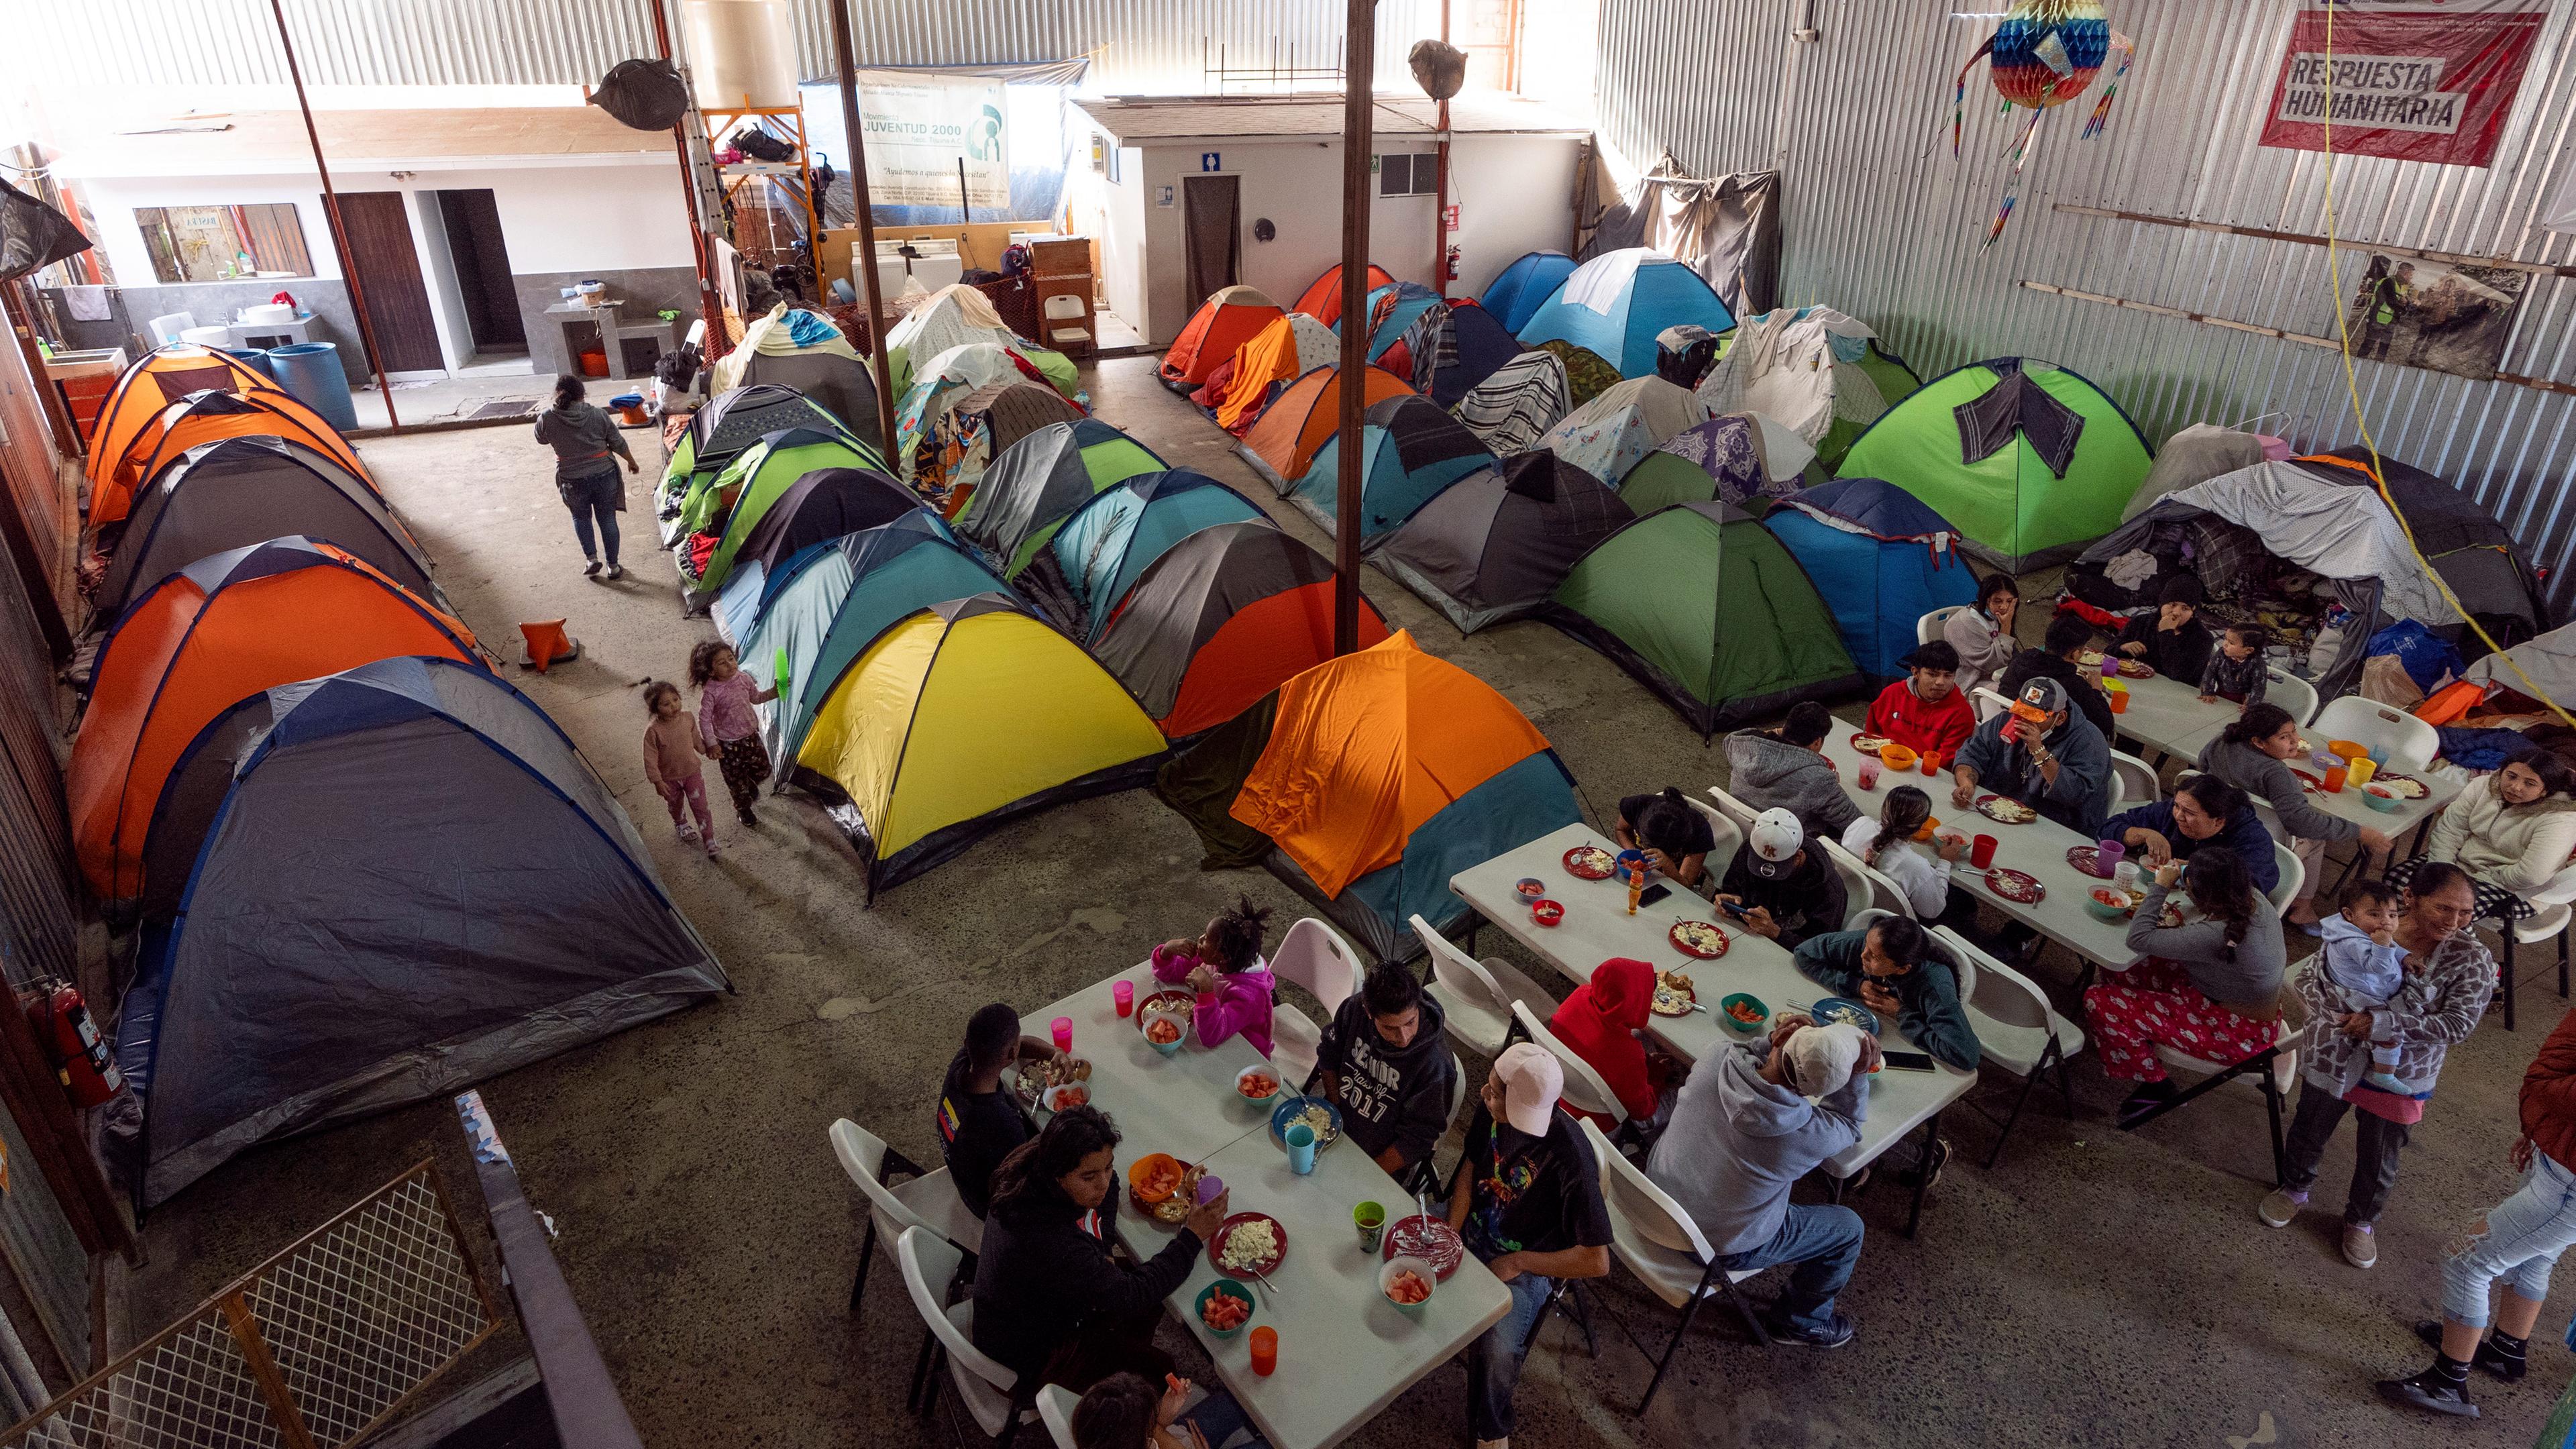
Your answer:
[1200,152,1222,172]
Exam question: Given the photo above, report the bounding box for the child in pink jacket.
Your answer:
[1152,896,1278,1056]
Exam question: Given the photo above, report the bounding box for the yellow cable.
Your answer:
[2318,7,2575,730]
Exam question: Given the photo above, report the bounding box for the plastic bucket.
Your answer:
[266,342,360,432]
[223,348,276,380]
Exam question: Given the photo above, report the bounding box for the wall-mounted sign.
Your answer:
[1200,152,1222,172]
[2259,0,2546,168]
[857,70,1011,207]
[1158,185,1176,208]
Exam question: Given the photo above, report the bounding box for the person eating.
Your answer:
[2387,751,2576,931]
[1790,916,1980,1073]
[2114,575,2214,682]
[1312,963,1455,1189]
[1548,956,1671,1130]
[1615,786,1716,895]
[1998,610,2116,741]
[2196,703,2394,930]
[2086,847,2286,1125]
[937,1002,1078,1218]
[2102,772,2282,898]
[1950,677,2114,838]
[1715,808,1847,951]
[1944,573,2021,693]
[1723,701,1864,844]
[1864,641,1974,763]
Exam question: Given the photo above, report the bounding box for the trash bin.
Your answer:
[223,348,275,380]
[266,341,360,432]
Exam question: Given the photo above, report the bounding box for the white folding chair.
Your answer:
[1972,686,2012,724]
[2267,840,2304,914]
[2122,1018,2298,1182]
[1919,604,1969,647]
[1036,1384,1080,1449]
[146,312,197,347]
[1577,1116,1768,1413]
[1511,1000,1625,1125]
[1933,926,2085,1168]
[830,1119,983,1324]
[2495,859,2576,1031]
[896,1227,1034,1444]
[2266,667,2320,727]
[2310,696,2440,773]
[1680,794,1743,898]
[2108,749,2159,814]
[1817,836,1901,924]
[1271,916,1362,1087]
[1705,783,1760,833]
[1412,912,1560,1059]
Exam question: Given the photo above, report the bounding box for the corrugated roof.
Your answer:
[1075,92,1590,143]
[52,106,672,178]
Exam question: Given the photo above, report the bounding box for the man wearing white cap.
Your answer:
[1714,807,1847,950]
[1647,1014,1878,1347]
[1448,1043,1611,1449]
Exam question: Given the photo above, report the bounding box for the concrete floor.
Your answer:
[126,355,2571,1448]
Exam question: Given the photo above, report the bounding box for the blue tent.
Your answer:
[1760,476,1980,680]
[1291,394,1493,542]
[1515,249,1736,378]
[1043,470,1271,639]
[1481,251,1578,335]
[1346,281,1442,364]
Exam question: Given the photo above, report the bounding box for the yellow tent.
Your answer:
[796,594,1167,897]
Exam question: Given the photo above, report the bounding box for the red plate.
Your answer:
[1562,845,1615,879]
[1208,1212,1288,1279]
[2116,659,2155,679]
[1975,794,2039,825]
[2373,772,2429,800]
[2065,845,2113,879]
[1668,920,1729,959]
[1382,1214,1466,1281]
[1849,732,1895,753]
[2290,768,2323,794]
[1985,868,2045,904]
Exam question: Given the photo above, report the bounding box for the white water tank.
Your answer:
[683,0,799,111]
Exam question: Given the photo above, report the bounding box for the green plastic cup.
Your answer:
[1354,1200,1385,1252]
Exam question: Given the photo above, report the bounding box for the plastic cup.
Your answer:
[1971,833,1998,869]
[1858,760,1881,790]
[1051,1016,1074,1053]
[2096,839,2125,873]
[2348,756,2378,787]
[1920,750,1939,776]
[1355,1200,1385,1252]
[1112,980,1134,1018]
[2324,765,2348,794]
[2115,860,2143,892]
[2108,688,2130,715]
[1285,1122,1317,1175]
[1197,1173,1226,1205]
[1249,1326,1279,1376]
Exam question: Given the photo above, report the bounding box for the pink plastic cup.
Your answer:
[1051,1016,1074,1053]
[1113,980,1134,1018]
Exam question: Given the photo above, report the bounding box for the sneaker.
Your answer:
[582,559,602,577]
[2376,1366,2478,1417]
[1898,1137,1950,1191]
[604,563,625,581]
[2257,1187,2308,1228]
[739,808,761,829]
[1762,1310,1856,1348]
[676,823,700,845]
[2343,1222,2378,1269]
[703,835,721,857]
[2116,1080,2179,1125]
[2414,1323,2528,1383]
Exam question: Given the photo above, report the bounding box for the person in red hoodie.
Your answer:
[1864,641,1975,765]
[1548,957,1674,1131]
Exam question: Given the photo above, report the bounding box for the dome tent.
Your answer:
[676,426,885,602]
[950,419,1168,578]
[1694,307,1920,473]
[1480,251,1579,334]
[1515,249,1737,378]
[1615,413,1817,516]
[1762,478,1981,680]
[119,655,725,1208]
[1162,285,1283,389]
[660,386,861,546]
[712,466,926,641]
[1386,300,1522,409]
[1238,364,1416,492]
[1539,375,1714,485]
[1453,350,1572,456]
[1289,394,1493,541]
[1351,280,1443,363]
[1371,451,1635,634]
[96,388,368,527]
[1206,313,1340,433]
[1291,262,1396,327]
[918,376,1086,508]
[87,344,285,504]
[1023,470,1272,641]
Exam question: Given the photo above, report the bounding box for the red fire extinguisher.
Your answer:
[27,983,121,1108]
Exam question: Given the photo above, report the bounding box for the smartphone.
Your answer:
[1880,1050,1937,1073]
[1638,883,1671,908]
[1716,898,1749,918]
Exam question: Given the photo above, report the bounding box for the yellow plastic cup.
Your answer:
[2347,756,2378,788]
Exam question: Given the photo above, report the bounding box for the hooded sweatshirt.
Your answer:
[2194,734,2358,845]
[1152,944,1277,1057]
[1864,678,1975,763]
[2424,775,2576,895]
[1790,928,1981,1072]
[971,1187,1203,1387]
[1646,1037,1866,1255]
[1721,728,1862,842]
[1548,957,1660,1122]
[1315,991,1454,1167]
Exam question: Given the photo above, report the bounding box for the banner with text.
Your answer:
[2259,0,2545,168]
[857,70,1010,208]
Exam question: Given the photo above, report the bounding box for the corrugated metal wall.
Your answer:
[1597,0,2576,618]
[20,0,1442,94]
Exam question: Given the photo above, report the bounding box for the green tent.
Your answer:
[681,426,885,596]
[1833,358,2152,571]
[1544,500,1863,736]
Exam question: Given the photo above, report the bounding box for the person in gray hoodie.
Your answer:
[1312,964,1456,1191]
[2196,703,2393,928]
[1722,700,1862,843]
[1646,1016,1878,1346]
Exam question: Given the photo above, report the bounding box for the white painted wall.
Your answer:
[1445,133,1582,298]
[80,174,345,286]
[408,190,476,371]
[1099,146,1150,338]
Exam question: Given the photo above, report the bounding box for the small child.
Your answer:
[2199,625,2271,708]
[641,680,719,856]
[690,641,779,829]
[2319,879,2410,1093]
[1151,896,1278,1057]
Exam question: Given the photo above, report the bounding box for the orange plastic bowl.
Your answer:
[1878,743,1919,771]
[1128,1152,1183,1203]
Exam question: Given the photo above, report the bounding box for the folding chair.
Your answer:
[1919,604,1969,647]
[1271,916,1362,1088]
[1935,926,2084,1168]
[2116,1021,2296,1184]
[2267,840,2304,914]
[2265,667,2320,727]
[1413,912,1561,1059]
[2493,861,2576,1031]
[2108,749,2159,813]
[1579,1116,1768,1415]
[830,1119,982,1326]
[1705,783,1759,833]
[1680,795,1741,898]
[1972,686,2012,724]
[1818,835,1913,922]
[1036,1385,1080,1449]
[896,1228,1036,1446]
[2309,697,2440,773]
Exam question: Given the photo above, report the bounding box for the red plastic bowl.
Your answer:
[1529,899,1564,927]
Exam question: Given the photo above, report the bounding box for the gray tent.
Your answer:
[100,435,436,619]
[2465,621,2576,706]
[738,346,884,456]
[2121,423,2269,523]
[1371,451,1634,633]
[947,418,1168,577]
[117,655,726,1206]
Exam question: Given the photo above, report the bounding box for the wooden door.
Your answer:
[1182,176,1240,303]
[335,191,444,373]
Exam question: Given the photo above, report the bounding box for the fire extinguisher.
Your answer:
[1444,244,1462,284]
[27,983,121,1108]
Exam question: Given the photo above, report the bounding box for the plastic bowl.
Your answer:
[1878,743,1920,772]
[1141,1008,1189,1055]
[1513,877,1546,902]
[2327,739,2369,763]
[2361,783,2404,812]
[2084,887,2132,922]
[1530,899,1564,928]
[1195,1280,1255,1338]
[1717,992,1768,1033]
[1127,1152,1183,1203]
[1234,1063,1283,1103]
[1379,1255,1437,1314]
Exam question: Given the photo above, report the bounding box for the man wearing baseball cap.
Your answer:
[1647,1013,1878,1348]
[1449,1043,1611,1449]
[1949,673,2114,837]
[1715,807,1848,951]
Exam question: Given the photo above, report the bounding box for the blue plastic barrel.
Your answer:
[223,348,276,380]
[265,341,359,431]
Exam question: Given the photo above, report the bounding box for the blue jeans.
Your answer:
[1465,1270,1554,1441]
[561,468,621,564]
[2444,1151,2576,1327]
[1179,1389,1269,1449]
[1715,1203,1865,1333]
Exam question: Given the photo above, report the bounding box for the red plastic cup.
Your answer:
[1919,750,1939,776]
[1051,1016,1074,1053]
[1248,1326,1278,1376]
[1113,980,1134,1018]
[2324,765,2347,793]
[1971,833,1999,870]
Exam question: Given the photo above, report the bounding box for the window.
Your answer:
[1377,153,1438,198]
[134,204,314,284]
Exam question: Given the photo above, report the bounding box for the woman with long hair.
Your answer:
[970,1105,1228,1391]
[2387,751,2576,928]
[2086,845,2288,1124]
[531,373,637,579]
[2197,702,2394,926]
[1943,573,2021,693]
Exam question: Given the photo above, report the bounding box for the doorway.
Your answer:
[433,189,527,357]
[336,191,445,374]
[1182,175,1240,305]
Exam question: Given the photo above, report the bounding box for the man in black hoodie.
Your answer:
[1314,965,1457,1190]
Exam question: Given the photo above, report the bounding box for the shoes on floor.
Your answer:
[2257,1187,2306,1228]
[2414,1322,2528,1382]
[2289,918,2324,938]
[2344,1222,2378,1269]
[703,835,722,857]
[677,823,700,845]
[2376,1366,2478,1417]
[1761,1309,1856,1348]
[604,563,625,580]
[2116,1080,2179,1126]
[1898,1137,1950,1191]
[582,559,602,577]
[739,808,761,828]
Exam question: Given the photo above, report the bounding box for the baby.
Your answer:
[2318,879,2409,1093]
[2198,625,2272,709]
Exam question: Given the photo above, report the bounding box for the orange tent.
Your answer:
[1160,286,1283,388]
[88,346,282,493]
[1210,313,1333,433]
[1240,364,1415,485]
[1228,631,1554,896]
[94,390,368,525]
[70,536,481,902]
[1291,263,1395,327]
